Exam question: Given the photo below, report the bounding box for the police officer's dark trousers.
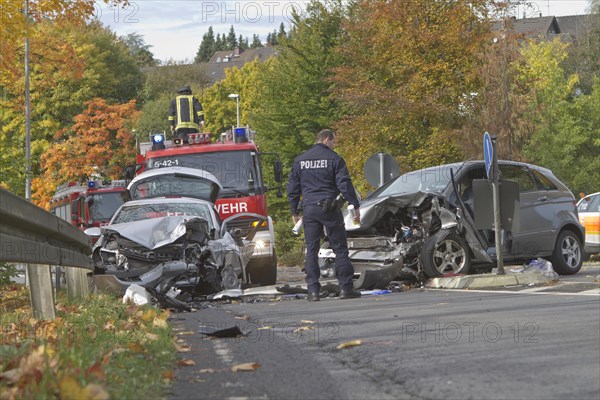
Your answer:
[303,204,354,293]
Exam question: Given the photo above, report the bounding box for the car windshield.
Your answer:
[367,165,458,199]
[112,202,214,228]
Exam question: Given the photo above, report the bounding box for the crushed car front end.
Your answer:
[319,192,465,286]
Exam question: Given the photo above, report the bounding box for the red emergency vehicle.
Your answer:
[136,127,283,285]
[49,180,128,229]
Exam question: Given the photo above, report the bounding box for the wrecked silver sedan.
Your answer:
[319,161,585,283]
[89,167,263,302]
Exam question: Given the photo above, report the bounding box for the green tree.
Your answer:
[194,26,216,63]
[563,0,600,94]
[141,64,209,103]
[226,25,237,50]
[135,92,173,140]
[251,0,347,167]
[122,32,158,67]
[215,33,225,51]
[251,34,263,48]
[520,40,600,194]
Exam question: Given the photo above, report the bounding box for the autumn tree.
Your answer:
[332,0,493,191]
[1,18,141,197]
[32,98,139,208]
[462,18,537,160]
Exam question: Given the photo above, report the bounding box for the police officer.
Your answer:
[287,129,362,301]
[168,86,205,139]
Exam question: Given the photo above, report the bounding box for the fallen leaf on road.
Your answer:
[300,320,316,324]
[235,315,250,320]
[177,359,196,366]
[231,362,261,372]
[175,343,191,352]
[336,339,362,350]
[199,368,217,373]
[257,326,272,330]
[177,331,195,335]
[293,326,314,333]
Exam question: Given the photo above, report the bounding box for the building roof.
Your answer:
[202,46,278,85]
[556,14,599,40]
[492,16,561,39]
[208,46,278,64]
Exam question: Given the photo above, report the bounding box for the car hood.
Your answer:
[101,216,210,250]
[347,191,436,230]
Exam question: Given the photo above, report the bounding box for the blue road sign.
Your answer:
[483,132,493,179]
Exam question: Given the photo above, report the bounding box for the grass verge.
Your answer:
[0,284,176,400]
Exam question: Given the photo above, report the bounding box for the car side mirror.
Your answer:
[274,160,283,183]
[84,227,102,238]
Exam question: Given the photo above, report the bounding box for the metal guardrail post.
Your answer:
[1,188,92,317]
[65,267,90,299]
[26,264,56,320]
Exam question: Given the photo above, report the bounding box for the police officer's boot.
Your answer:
[307,291,320,302]
[340,288,361,299]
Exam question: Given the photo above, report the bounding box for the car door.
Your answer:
[578,193,600,253]
[499,164,555,259]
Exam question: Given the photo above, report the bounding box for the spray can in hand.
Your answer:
[292,218,303,235]
[348,205,359,226]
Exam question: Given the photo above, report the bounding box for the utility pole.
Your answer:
[25,0,31,200]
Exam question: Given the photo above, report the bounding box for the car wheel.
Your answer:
[551,230,583,275]
[421,231,471,277]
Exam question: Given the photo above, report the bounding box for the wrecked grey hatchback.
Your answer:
[319,161,585,282]
[89,167,264,299]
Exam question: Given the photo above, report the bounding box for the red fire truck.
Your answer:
[136,127,283,285]
[49,180,128,229]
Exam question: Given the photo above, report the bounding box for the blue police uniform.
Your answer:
[287,143,360,294]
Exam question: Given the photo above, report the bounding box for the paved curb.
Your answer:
[426,272,555,289]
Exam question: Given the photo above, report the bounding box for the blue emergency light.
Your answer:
[234,127,248,143]
[87,181,96,189]
[151,133,166,150]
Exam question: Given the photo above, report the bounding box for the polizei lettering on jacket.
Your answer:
[300,160,328,169]
[216,202,248,214]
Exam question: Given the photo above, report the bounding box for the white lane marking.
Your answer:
[213,341,234,364]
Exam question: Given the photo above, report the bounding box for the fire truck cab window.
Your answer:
[87,192,127,221]
[148,151,262,196]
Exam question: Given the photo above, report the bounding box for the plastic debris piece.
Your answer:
[198,326,244,338]
[360,289,392,295]
[211,289,243,299]
[123,284,150,305]
[522,258,559,280]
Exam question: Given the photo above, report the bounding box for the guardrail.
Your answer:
[0,188,93,319]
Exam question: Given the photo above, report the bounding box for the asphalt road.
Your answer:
[168,263,600,400]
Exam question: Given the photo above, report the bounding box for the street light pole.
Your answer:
[228,93,240,127]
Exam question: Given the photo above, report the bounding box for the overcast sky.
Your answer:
[97,0,593,63]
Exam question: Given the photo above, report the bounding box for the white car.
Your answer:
[577,192,600,255]
[88,168,265,299]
